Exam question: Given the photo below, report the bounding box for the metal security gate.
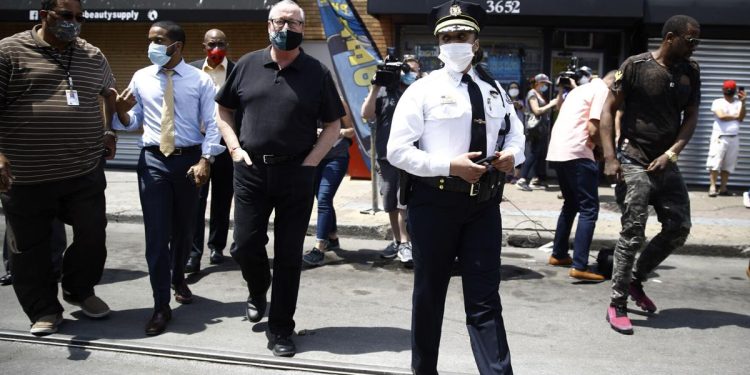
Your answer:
[649,38,750,187]
[104,133,142,169]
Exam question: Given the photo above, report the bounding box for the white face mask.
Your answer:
[539,85,549,93]
[579,76,590,85]
[508,88,519,98]
[438,43,475,73]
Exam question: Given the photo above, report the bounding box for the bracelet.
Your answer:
[103,130,118,142]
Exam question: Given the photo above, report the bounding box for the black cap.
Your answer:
[430,0,486,36]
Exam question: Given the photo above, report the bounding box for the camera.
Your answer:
[372,47,410,87]
[557,56,579,89]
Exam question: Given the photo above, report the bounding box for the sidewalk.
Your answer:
[103,169,750,257]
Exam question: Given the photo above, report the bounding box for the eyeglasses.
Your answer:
[269,18,304,29]
[681,35,700,47]
[48,9,86,23]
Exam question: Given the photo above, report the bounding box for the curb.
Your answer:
[104,213,750,258]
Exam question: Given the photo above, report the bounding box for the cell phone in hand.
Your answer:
[474,155,498,165]
[739,86,745,92]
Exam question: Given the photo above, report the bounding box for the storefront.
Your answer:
[644,0,750,186]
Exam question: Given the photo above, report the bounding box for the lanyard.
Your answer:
[42,46,75,89]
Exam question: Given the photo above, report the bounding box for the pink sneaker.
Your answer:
[629,281,657,313]
[606,304,633,335]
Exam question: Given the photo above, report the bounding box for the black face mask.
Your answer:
[725,89,736,96]
[269,29,303,51]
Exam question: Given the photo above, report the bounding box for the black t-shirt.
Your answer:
[215,47,344,156]
[613,52,701,164]
[374,87,402,160]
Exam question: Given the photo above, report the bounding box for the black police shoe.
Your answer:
[246,294,267,323]
[266,332,296,357]
[184,256,200,274]
[209,250,224,265]
[0,273,12,286]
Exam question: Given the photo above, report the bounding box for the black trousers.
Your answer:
[4,218,66,275]
[192,149,234,258]
[137,148,200,307]
[231,161,316,336]
[1,162,107,322]
[408,181,513,375]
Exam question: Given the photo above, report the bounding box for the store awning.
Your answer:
[1,0,271,22]
[644,0,750,26]
[368,0,643,18]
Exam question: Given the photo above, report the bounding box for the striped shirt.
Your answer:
[0,25,115,185]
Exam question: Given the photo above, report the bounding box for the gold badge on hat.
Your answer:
[450,4,462,16]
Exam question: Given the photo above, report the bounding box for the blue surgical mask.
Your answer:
[539,85,549,93]
[401,72,417,86]
[48,20,81,43]
[148,42,176,66]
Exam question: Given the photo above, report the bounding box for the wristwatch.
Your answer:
[103,130,118,142]
[664,150,678,163]
[201,154,215,164]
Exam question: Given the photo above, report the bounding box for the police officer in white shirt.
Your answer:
[387,1,524,374]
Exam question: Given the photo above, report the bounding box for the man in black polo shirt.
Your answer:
[0,0,117,335]
[215,0,344,357]
[599,15,701,335]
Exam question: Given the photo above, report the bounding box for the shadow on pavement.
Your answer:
[249,324,411,355]
[500,265,545,281]
[63,298,244,341]
[98,268,149,285]
[632,308,750,330]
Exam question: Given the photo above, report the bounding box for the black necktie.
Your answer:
[462,73,486,161]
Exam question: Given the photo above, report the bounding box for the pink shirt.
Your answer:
[547,78,609,162]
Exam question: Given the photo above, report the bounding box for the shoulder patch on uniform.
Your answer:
[615,70,623,81]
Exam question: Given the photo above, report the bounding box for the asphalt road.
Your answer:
[0,221,748,375]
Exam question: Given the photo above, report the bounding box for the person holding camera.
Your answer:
[361,55,422,265]
[706,80,745,197]
[516,73,559,191]
[387,1,525,373]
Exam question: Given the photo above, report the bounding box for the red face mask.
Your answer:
[207,48,226,65]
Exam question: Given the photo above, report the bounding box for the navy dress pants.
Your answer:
[137,148,200,308]
[408,181,513,375]
[192,149,234,258]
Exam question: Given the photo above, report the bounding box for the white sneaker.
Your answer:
[743,192,750,208]
[398,242,413,265]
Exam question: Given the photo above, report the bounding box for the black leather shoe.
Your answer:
[173,282,193,304]
[246,294,266,323]
[0,273,12,286]
[185,256,200,274]
[145,305,172,336]
[266,332,296,357]
[209,250,224,265]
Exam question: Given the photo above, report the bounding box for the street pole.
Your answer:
[360,120,380,215]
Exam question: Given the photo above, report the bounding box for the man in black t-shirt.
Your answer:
[214,0,344,357]
[599,15,701,335]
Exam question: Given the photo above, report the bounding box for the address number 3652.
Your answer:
[486,0,521,14]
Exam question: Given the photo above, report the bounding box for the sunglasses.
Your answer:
[48,9,86,23]
[681,35,700,47]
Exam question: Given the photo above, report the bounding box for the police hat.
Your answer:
[430,0,486,36]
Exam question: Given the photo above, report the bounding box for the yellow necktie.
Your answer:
[160,70,175,156]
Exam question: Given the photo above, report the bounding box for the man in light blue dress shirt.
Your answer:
[111,21,224,336]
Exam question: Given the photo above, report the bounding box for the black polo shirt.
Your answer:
[215,46,344,156]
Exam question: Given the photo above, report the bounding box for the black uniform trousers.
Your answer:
[408,181,513,375]
[191,148,234,259]
[137,147,201,308]
[231,161,316,336]
[0,162,107,322]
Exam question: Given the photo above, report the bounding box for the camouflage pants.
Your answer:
[610,162,691,306]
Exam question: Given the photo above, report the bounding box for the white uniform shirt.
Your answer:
[387,67,525,177]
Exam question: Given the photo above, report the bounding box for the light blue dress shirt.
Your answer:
[112,60,225,156]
